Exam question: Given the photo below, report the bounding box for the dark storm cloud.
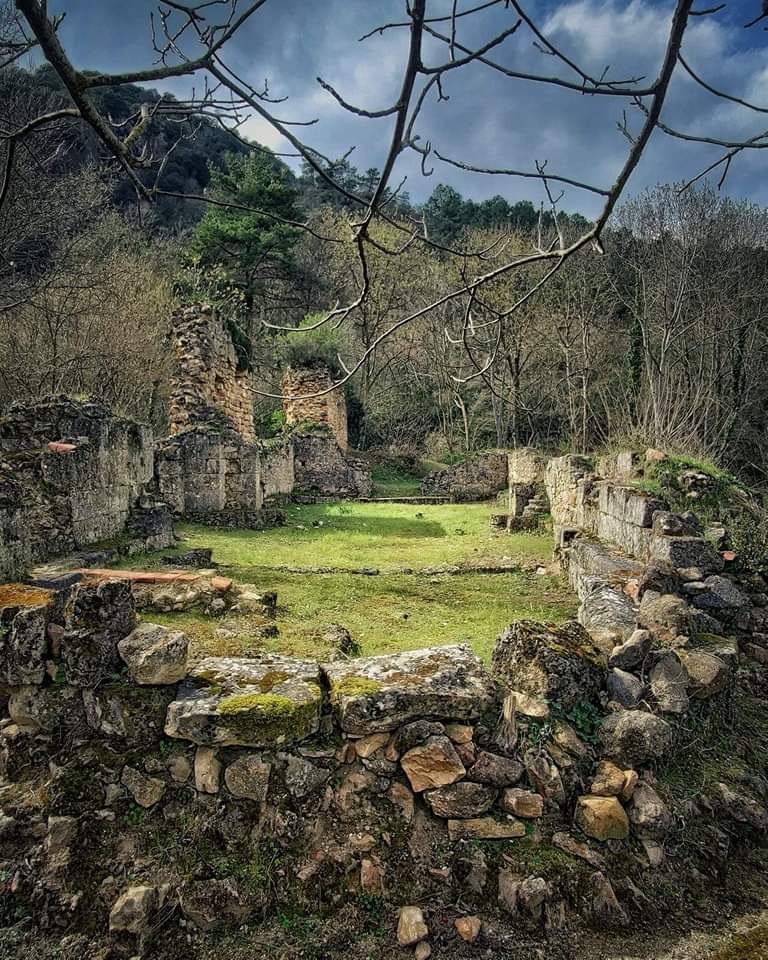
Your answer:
[47,0,768,215]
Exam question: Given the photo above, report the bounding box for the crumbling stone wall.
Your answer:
[168,305,256,442]
[157,305,297,522]
[0,397,171,581]
[1,576,765,956]
[282,364,348,449]
[292,434,372,498]
[421,451,509,501]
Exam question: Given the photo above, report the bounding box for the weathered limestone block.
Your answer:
[9,683,88,735]
[467,751,524,787]
[109,885,157,939]
[491,620,603,710]
[283,754,330,798]
[324,644,494,735]
[649,651,689,714]
[688,575,750,629]
[599,711,672,766]
[500,788,544,818]
[224,754,271,801]
[83,684,175,746]
[607,668,645,708]
[118,622,189,685]
[447,817,525,841]
[566,539,645,600]
[574,795,629,841]
[165,655,323,747]
[628,782,671,839]
[650,535,723,574]
[397,906,429,947]
[60,580,136,687]
[400,735,466,792]
[679,648,729,700]
[598,483,665,529]
[121,766,166,807]
[578,583,638,654]
[423,782,497,819]
[609,630,652,671]
[639,591,719,642]
[0,585,53,685]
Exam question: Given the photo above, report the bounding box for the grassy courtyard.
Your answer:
[129,501,577,662]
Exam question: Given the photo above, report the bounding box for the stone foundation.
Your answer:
[291,434,372,499]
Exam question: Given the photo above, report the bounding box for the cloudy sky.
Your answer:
[46,0,768,216]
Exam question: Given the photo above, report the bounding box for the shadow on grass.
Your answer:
[290,508,449,540]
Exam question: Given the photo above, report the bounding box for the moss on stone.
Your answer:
[217,687,319,743]
[331,676,385,703]
[0,583,53,610]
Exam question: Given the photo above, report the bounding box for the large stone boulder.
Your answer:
[578,583,638,654]
[491,620,604,710]
[118,622,189,685]
[599,710,672,766]
[165,655,323,747]
[323,644,494,736]
[649,535,723,575]
[639,591,720,643]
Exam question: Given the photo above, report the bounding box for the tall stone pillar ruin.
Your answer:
[281,364,348,450]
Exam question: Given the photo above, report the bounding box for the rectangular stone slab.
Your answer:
[165,654,323,747]
[323,644,495,735]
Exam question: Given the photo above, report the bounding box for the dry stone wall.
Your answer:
[291,434,372,499]
[1,574,765,956]
[421,450,509,501]
[0,397,172,581]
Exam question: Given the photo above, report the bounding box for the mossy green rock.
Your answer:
[164,654,322,747]
[323,644,494,735]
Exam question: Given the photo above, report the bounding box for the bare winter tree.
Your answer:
[4,0,768,400]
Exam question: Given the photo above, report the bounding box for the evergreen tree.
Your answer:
[186,151,302,312]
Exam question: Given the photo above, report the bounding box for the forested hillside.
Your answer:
[2,60,768,482]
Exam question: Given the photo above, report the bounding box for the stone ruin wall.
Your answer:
[281,363,372,499]
[168,305,256,442]
[282,364,348,449]
[0,397,172,582]
[158,310,372,515]
[157,304,295,523]
[1,539,766,952]
[420,450,509,501]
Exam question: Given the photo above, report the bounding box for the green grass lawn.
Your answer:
[121,501,576,662]
[172,501,548,572]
